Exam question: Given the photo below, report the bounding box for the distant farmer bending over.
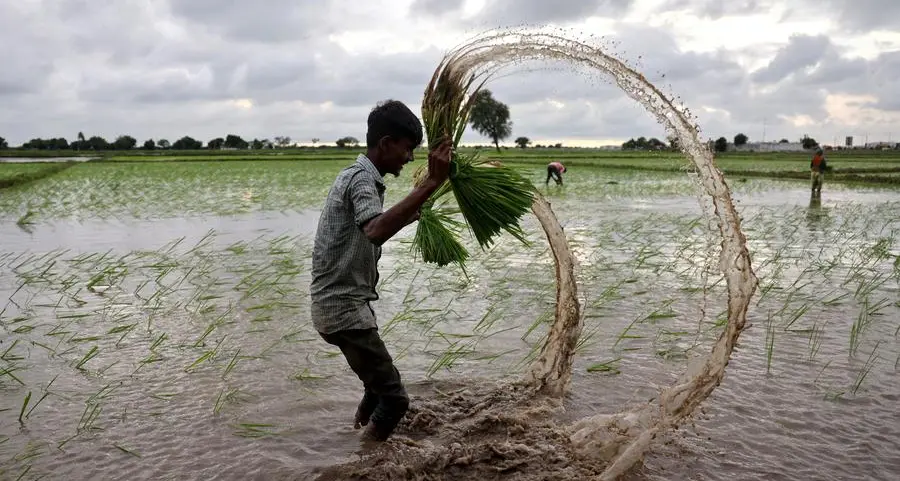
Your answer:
[309,99,451,443]
[810,147,827,195]
[546,161,566,186]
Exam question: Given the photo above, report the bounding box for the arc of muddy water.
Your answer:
[433,29,759,479]
[524,192,583,397]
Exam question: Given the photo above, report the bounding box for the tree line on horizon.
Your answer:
[0,89,519,153]
[4,93,867,153]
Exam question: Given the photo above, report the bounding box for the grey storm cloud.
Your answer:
[1,0,898,147]
[752,35,832,84]
[660,0,773,20]
[798,0,900,30]
[410,0,466,17]
[411,0,635,23]
[663,0,900,29]
[167,0,334,42]
[477,0,635,24]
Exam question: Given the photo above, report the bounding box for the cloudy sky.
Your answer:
[2,0,899,148]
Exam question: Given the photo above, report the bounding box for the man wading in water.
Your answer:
[310,100,451,442]
[810,147,827,196]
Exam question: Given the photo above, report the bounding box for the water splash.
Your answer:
[316,27,758,480]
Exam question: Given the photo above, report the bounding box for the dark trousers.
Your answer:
[319,328,409,439]
[546,165,563,185]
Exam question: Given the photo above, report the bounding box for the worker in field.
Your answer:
[310,99,451,444]
[810,147,827,195]
[546,160,566,186]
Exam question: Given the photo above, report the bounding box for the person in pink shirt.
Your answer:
[546,161,566,186]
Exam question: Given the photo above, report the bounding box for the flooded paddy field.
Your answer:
[1,159,898,480]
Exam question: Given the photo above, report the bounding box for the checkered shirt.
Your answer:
[309,154,386,334]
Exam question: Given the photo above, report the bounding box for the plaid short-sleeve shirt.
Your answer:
[310,154,386,334]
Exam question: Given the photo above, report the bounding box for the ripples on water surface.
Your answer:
[1,161,898,480]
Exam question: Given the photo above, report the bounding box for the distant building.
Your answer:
[731,142,807,152]
[864,141,897,149]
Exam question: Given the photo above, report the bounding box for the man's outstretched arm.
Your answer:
[358,140,451,246]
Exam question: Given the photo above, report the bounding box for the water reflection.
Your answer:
[805,192,829,232]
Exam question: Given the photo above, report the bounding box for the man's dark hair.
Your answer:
[366,100,423,148]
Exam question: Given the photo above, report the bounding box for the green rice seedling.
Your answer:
[232,423,281,438]
[18,391,32,424]
[644,300,678,323]
[186,337,225,373]
[807,321,826,362]
[851,342,880,395]
[131,353,163,375]
[765,312,776,374]
[587,358,622,375]
[149,392,177,401]
[74,346,99,370]
[14,464,32,481]
[425,334,477,377]
[149,332,167,351]
[77,402,102,432]
[293,368,327,381]
[113,444,141,457]
[214,388,234,415]
[222,349,241,378]
[522,310,553,341]
[472,303,503,334]
[1,339,23,361]
[849,298,875,357]
[381,301,425,336]
[576,321,606,353]
[613,314,645,349]
[823,291,850,306]
[781,302,811,331]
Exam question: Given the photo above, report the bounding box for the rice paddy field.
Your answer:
[1,149,899,480]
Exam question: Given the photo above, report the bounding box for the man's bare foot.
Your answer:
[361,421,389,442]
[353,394,376,429]
[354,408,370,429]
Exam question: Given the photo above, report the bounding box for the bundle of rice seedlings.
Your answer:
[413,51,535,266]
[412,202,469,269]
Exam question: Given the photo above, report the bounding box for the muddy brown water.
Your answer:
[1,169,899,480]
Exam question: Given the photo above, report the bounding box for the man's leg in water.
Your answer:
[320,328,409,441]
[546,165,553,185]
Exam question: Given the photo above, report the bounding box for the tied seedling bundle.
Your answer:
[412,53,535,268]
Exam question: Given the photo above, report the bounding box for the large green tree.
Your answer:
[714,137,728,153]
[113,135,137,150]
[172,136,202,150]
[335,136,359,148]
[224,134,248,149]
[469,89,512,153]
